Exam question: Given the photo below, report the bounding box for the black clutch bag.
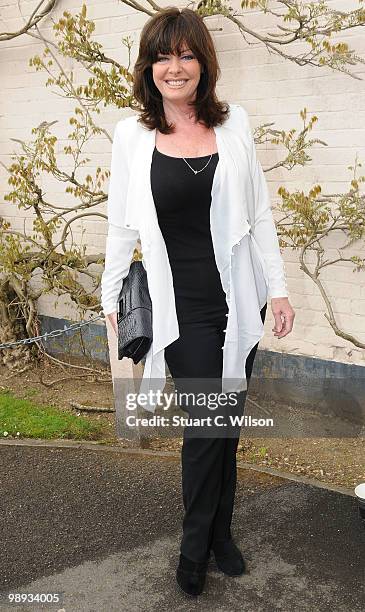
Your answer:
[117,258,153,364]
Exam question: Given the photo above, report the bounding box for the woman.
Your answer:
[101,7,295,598]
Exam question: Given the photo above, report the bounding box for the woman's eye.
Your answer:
[156,55,195,62]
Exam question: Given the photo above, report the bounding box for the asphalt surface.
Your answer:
[0,445,364,612]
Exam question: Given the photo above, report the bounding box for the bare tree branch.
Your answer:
[0,0,58,41]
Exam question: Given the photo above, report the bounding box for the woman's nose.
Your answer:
[168,56,182,74]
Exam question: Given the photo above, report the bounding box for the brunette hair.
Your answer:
[131,7,230,133]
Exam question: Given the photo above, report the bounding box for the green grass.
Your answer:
[0,390,105,441]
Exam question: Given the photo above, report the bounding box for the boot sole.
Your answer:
[176,569,206,597]
[214,556,246,576]
[176,580,202,597]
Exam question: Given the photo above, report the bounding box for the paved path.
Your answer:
[0,445,364,611]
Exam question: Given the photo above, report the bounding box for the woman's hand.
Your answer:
[270,297,295,339]
[107,311,118,337]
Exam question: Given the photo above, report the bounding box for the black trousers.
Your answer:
[165,303,267,562]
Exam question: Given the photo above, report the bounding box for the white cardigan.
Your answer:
[101,103,288,412]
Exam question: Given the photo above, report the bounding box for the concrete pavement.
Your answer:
[0,444,364,611]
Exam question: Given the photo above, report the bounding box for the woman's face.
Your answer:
[151,44,203,105]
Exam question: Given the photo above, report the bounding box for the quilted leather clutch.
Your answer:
[117,259,152,364]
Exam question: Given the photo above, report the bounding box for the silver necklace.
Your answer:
[174,130,216,174]
[157,126,215,174]
[181,154,213,175]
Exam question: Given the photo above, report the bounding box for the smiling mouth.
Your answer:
[165,80,188,86]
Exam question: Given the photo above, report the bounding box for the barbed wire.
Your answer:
[0,313,106,350]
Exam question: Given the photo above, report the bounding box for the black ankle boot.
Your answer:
[211,538,246,576]
[176,553,208,597]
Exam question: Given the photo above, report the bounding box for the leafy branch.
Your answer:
[276,154,365,347]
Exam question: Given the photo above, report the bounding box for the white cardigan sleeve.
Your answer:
[239,106,289,299]
[100,121,139,315]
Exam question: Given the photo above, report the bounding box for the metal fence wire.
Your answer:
[0,314,105,350]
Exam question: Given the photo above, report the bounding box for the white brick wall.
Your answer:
[1,0,364,367]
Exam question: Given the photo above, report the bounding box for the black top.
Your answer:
[150,146,228,325]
